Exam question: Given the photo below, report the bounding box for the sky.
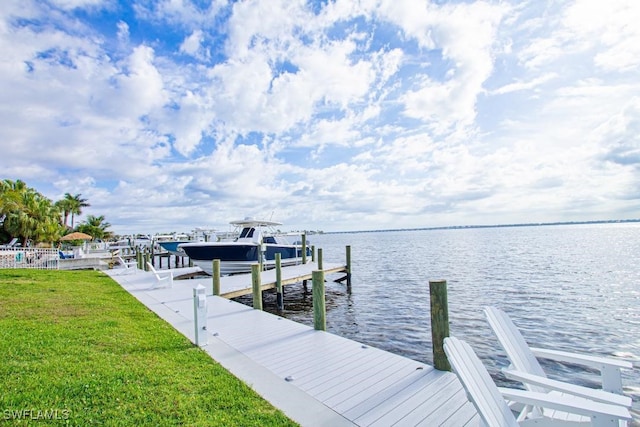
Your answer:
[1,0,639,235]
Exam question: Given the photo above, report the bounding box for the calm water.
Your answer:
[237,223,640,421]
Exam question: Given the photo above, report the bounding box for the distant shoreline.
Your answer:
[326,218,640,234]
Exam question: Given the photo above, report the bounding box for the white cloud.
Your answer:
[115,45,167,115]
[116,20,129,43]
[383,1,509,132]
[1,0,640,234]
[48,0,106,11]
[134,0,228,28]
[179,29,209,60]
[492,72,558,95]
[564,0,640,71]
[518,0,640,72]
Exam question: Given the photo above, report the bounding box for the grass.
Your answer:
[0,269,298,426]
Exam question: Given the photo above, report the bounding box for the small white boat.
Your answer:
[179,218,310,275]
[155,229,217,257]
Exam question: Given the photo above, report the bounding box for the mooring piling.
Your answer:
[252,263,263,310]
[429,279,451,371]
[275,253,284,311]
[346,245,352,292]
[302,234,307,264]
[212,259,221,296]
[312,270,326,331]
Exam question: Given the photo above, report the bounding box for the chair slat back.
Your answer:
[444,337,518,427]
[485,306,547,393]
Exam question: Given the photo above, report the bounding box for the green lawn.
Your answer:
[0,269,298,426]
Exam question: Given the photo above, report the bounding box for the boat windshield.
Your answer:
[239,227,255,238]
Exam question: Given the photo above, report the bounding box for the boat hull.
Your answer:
[157,241,190,257]
[180,242,309,275]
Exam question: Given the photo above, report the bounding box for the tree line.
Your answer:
[0,179,113,246]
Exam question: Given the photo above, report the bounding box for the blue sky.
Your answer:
[1,0,639,234]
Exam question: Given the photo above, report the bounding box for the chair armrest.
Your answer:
[531,347,632,394]
[502,369,631,407]
[497,387,631,422]
[530,347,633,370]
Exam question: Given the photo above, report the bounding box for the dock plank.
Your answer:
[387,376,463,426]
[325,359,427,409]
[349,369,446,424]
[106,268,476,426]
[433,396,479,427]
[257,336,367,378]
[306,350,405,397]
[294,346,387,387]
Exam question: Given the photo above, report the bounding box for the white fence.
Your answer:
[0,248,59,270]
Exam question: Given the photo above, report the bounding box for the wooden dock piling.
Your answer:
[346,245,352,292]
[212,259,221,296]
[429,279,451,371]
[252,264,262,310]
[317,248,323,270]
[312,270,326,331]
[302,234,307,264]
[275,254,284,310]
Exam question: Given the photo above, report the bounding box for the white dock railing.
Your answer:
[0,248,59,270]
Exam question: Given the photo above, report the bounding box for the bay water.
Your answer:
[240,222,640,421]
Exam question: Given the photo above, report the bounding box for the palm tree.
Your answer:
[63,193,90,229]
[55,197,74,228]
[1,181,63,245]
[76,215,113,240]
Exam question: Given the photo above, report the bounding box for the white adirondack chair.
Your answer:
[443,337,632,427]
[484,306,632,413]
[0,237,19,248]
[115,256,137,274]
[146,262,173,288]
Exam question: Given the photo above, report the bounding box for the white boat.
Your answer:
[179,218,310,275]
[156,236,191,257]
[155,229,218,257]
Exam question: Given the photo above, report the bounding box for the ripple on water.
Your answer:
[237,224,640,421]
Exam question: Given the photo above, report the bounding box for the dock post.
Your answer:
[311,245,315,262]
[151,243,155,267]
[144,252,150,271]
[312,270,326,331]
[275,253,283,311]
[318,248,323,270]
[136,249,142,270]
[212,259,221,296]
[251,264,263,310]
[302,234,307,264]
[346,245,352,293]
[429,279,451,371]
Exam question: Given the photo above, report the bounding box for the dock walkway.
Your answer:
[169,261,347,298]
[106,267,478,426]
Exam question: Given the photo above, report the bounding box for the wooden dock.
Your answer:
[106,266,479,426]
[219,261,347,298]
[143,261,348,299]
